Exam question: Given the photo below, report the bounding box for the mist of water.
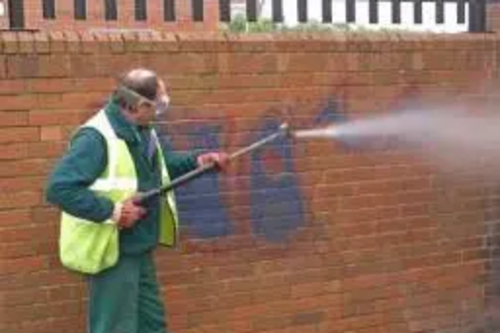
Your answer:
[294,108,500,178]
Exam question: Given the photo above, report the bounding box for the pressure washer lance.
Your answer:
[134,122,291,207]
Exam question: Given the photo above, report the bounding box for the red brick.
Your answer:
[67,53,99,78]
[0,79,27,94]
[27,78,73,93]
[0,111,28,126]
[59,92,107,109]
[0,159,52,177]
[0,176,45,192]
[2,288,49,306]
[0,94,37,110]
[48,31,67,53]
[28,109,85,126]
[6,55,38,78]
[0,190,41,209]
[2,32,19,54]
[3,256,49,274]
[31,207,59,225]
[0,127,39,143]
[27,141,65,158]
[40,126,63,141]
[221,53,278,74]
[72,77,115,92]
[47,284,85,302]
[0,208,31,227]
[17,32,35,54]
[33,32,51,54]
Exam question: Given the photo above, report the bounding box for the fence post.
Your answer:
[322,0,332,23]
[8,0,24,29]
[192,0,204,21]
[272,0,283,22]
[219,0,231,22]
[164,0,176,21]
[345,0,355,22]
[469,0,487,32]
[246,0,257,22]
[298,0,308,23]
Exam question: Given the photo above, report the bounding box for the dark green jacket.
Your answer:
[45,101,198,254]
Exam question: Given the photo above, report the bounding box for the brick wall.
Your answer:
[488,3,500,32]
[0,31,499,333]
[0,0,6,30]
[0,0,219,32]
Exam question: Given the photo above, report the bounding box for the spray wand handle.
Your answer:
[134,162,218,206]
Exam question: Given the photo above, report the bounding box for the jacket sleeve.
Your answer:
[164,150,200,180]
[45,128,115,223]
[159,136,200,180]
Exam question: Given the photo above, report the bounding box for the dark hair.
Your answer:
[113,68,159,109]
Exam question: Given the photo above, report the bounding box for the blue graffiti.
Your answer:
[314,97,346,125]
[161,123,232,239]
[158,96,354,242]
[158,91,432,242]
[249,117,305,242]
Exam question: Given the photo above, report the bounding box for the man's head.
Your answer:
[113,68,170,126]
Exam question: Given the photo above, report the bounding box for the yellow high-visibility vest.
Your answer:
[58,109,178,274]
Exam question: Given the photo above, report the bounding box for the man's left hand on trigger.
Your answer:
[196,152,230,171]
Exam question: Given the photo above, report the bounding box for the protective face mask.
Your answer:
[155,95,170,117]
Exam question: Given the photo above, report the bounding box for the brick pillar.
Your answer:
[487,3,500,32]
[0,0,7,29]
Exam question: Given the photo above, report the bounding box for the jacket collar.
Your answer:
[104,100,150,144]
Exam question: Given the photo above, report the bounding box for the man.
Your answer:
[45,68,228,333]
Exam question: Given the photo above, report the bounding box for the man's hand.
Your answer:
[196,152,230,172]
[113,197,146,229]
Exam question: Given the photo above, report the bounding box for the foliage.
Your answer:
[219,14,421,34]
[220,14,277,33]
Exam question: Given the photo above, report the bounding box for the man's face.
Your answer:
[134,79,169,126]
[154,79,170,118]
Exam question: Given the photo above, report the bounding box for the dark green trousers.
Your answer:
[87,252,168,333]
